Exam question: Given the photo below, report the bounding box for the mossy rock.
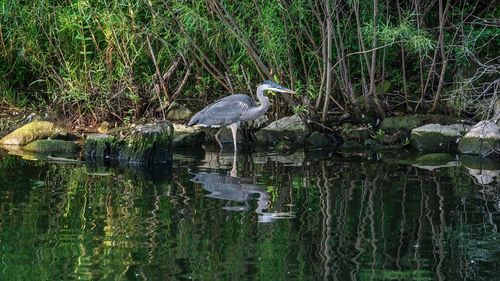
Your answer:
[166,102,193,121]
[380,115,425,133]
[381,153,420,166]
[22,139,79,154]
[119,121,173,164]
[416,153,455,166]
[380,114,462,134]
[410,124,469,152]
[84,134,119,162]
[0,121,67,146]
[84,121,174,164]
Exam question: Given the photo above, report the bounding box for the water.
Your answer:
[0,148,499,280]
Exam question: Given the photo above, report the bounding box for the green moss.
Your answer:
[83,122,173,164]
[380,115,425,133]
[83,134,119,162]
[22,140,79,154]
[416,153,455,165]
[380,114,462,134]
[120,122,173,164]
[0,121,67,146]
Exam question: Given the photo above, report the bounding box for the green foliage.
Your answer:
[377,19,435,53]
[293,104,308,114]
[0,0,497,121]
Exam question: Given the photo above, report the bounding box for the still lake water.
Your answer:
[0,148,499,280]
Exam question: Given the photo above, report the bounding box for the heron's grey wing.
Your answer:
[188,94,254,127]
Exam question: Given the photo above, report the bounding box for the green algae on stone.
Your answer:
[166,102,193,121]
[22,139,79,154]
[380,114,462,134]
[0,121,67,146]
[84,134,119,162]
[416,153,455,166]
[83,121,174,164]
[380,115,426,133]
[119,121,173,164]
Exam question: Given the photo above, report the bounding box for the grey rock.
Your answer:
[167,102,192,121]
[255,114,308,144]
[380,114,462,134]
[458,120,500,157]
[410,123,470,152]
[173,123,206,148]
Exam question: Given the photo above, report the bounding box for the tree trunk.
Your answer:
[322,0,333,123]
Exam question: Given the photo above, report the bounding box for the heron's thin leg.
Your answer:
[229,123,238,152]
[214,127,223,149]
[230,149,237,177]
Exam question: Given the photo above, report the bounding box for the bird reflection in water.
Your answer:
[191,153,295,223]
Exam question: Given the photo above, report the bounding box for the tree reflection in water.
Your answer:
[0,149,499,280]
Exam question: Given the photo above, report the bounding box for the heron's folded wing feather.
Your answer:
[188,95,253,126]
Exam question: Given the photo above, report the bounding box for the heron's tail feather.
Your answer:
[188,111,202,126]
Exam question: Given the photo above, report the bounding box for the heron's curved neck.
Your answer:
[255,85,270,113]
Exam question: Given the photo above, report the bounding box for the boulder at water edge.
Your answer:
[172,123,205,148]
[380,114,462,134]
[22,139,79,154]
[410,123,470,152]
[0,121,67,146]
[84,121,174,164]
[458,121,500,157]
[255,114,308,144]
[166,102,193,121]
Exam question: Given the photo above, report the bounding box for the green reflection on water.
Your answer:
[0,150,498,280]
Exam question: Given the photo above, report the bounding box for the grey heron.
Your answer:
[188,80,295,151]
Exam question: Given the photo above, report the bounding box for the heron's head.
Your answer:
[259,80,296,94]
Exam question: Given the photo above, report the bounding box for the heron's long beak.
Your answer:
[269,86,296,95]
